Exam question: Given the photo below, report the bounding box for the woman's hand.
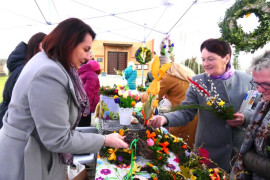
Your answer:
[226,112,245,127]
[147,115,167,128]
[104,133,129,149]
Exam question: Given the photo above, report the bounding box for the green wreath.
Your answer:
[219,0,270,53]
[135,47,152,64]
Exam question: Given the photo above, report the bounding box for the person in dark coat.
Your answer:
[0,32,46,127]
[145,70,154,87]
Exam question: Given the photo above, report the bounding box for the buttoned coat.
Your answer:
[0,52,104,180]
[164,71,254,172]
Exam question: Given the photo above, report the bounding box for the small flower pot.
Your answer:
[118,107,133,125]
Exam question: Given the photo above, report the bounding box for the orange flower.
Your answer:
[119,129,125,136]
[131,101,136,107]
[158,156,162,160]
[182,144,187,149]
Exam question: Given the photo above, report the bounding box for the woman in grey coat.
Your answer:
[0,18,128,180]
[231,50,270,180]
[148,39,254,173]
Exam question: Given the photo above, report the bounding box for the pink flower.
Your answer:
[147,138,154,146]
[128,91,133,97]
[134,94,139,101]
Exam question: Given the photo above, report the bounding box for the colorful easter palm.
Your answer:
[172,76,235,120]
[141,56,172,125]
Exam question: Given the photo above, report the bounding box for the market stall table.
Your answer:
[95,152,180,179]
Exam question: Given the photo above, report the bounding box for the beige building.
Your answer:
[92,39,154,76]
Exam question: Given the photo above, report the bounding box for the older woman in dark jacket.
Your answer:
[148,39,255,173]
[231,50,270,180]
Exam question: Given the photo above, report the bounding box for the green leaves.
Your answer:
[219,0,270,53]
[171,104,235,120]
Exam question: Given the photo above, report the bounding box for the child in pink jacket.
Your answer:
[78,60,101,126]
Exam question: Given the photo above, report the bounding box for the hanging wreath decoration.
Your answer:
[135,47,152,64]
[219,0,270,53]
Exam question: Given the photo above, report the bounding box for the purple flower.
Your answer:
[95,177,104,180]
[163,45,166,48]
[171,43,174,47]
[114,98,120,103]
[166,164,176,170]
[135,53,138,56]
[100,169,111,175]
[117,156,123,161]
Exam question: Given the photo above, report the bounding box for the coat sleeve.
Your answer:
[28,66,104,154]
[243,150,270,179]
[164,81,198,127]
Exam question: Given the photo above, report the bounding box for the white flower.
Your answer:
[123,92,129,99]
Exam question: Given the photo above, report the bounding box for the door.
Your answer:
[107,52,127,75]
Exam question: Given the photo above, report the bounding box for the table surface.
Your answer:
[99,119,145,135]
[95,152,181,179]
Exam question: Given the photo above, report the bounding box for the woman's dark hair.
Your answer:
[42,18,96,71]
[200,39,232,68]
[26,32,46,62]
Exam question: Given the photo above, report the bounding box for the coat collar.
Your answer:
[55,61,79,107]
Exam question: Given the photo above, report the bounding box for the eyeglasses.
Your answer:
[250,80,270,90]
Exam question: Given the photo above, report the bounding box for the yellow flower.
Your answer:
[218,100,225,106]
[113,95,118,99]
[190,175,197,180]
[206,101,212,106]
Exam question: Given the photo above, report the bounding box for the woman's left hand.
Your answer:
[226,112,245,127]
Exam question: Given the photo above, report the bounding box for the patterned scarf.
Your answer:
[231,100,270,179]
[210,63,235,80]
[59,66,90,165]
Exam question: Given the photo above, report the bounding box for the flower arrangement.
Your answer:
[114,85,140,108]
[218,0,270,53]
[172,76,235,120]
[99,127,228,180]
[137,84,147,92]
[135,47,152,64]
[99,85,119,96]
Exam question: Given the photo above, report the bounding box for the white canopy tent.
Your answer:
[0,0,268,69]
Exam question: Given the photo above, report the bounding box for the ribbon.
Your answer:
[125,138,139,180]
[146,130,156,141]
[159,141,169,155]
